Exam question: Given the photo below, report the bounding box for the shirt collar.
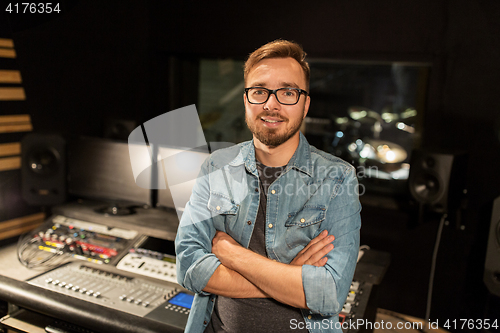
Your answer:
[236,132,312,177]
[286,132,312,177]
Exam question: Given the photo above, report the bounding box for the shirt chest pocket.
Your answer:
[207,193,239,232]
[284,206,326,250]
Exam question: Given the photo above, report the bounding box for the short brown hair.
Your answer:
[244,39,310,91]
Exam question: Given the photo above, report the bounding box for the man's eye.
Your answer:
[253,89,267,95]
[281,89,296,97]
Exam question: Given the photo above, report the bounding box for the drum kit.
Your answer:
[331,106,417,180]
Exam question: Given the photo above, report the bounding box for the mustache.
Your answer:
[256,112,288,121]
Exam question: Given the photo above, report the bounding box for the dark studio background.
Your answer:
[1,0,499,329]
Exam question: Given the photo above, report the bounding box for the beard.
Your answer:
[245,110,304,148]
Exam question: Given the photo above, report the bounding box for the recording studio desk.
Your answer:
[0,232,390,333]
[0,201,186,333]
[0,243,184,333]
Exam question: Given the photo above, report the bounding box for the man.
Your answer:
[175,40,361,333]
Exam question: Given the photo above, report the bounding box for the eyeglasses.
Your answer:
[244,87,308,105]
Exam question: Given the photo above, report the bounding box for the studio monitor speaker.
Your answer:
[21,133,66,205]
[408,150,467,213]
[484,196,500,297]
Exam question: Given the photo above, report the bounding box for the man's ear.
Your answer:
[243,92,248,107]
[303,95,311,119]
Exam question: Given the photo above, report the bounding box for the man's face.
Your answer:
[244,57,310,148]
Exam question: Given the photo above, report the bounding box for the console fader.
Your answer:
[28,262,194,330]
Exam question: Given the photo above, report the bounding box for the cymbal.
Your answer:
[348,106,383,124]
[366,139,407,163]
[381,112,399,123]
[400,108,417,120]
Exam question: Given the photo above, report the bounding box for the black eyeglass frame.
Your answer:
[244,87,309,105]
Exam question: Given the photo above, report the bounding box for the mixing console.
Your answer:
[28,262,193,330]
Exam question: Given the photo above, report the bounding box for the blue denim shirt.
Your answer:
[175,133,361,333]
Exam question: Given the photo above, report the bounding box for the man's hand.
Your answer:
[205,232,269,298]
[212,230,243,270]
[290,230,335,267]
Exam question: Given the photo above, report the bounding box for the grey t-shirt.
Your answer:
[204,162,308,333]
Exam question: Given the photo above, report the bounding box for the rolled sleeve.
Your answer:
[301,227,359,315]
[183,253,221,294]
[302,264,339,315]
[302,166,361,315]
[175,158,220,295]
[176,217,220,295]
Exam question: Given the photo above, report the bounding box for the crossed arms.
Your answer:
[204,229,335,308]
[175,160,361,315]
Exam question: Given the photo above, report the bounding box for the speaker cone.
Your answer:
[27,148,60,176]
[411,172,441,203]
[21,134,66,205]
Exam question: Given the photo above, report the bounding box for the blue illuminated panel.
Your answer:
[168,292,194,309]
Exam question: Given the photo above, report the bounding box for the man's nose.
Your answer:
[264,92,281,110]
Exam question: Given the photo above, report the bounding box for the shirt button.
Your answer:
[216,206,221,211]
[255,188,259,192]
[204,321,208,325]
[300,218,305,223]
[268,224,273,228]
[247,221,252,225]
[308,315,312,320]
[271,189,276,194]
